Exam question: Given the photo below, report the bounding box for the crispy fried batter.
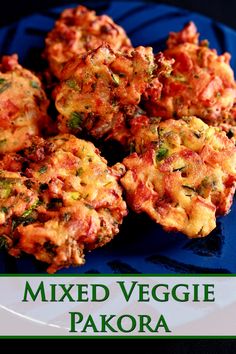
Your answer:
[0,134,127,273]
[55,44,155,142]
[44,5,132,79]
[127,114,161,154]
[121,116,236,238]
[2,10,236,269]
[144,22,236,129]
[0,54,50,154]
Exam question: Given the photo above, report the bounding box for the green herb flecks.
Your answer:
[156,147,168,161]
[202,40,209,47]
[0,179,12,198]
[21,199,41,218]
[174,75,186,83]
[129,142,135,154]
[1,206,8,214]
[11,215,37,231]
[66,79,77,89]
[0,139,7,146]
[85,204,94,210]
[76,167,83,177]
[0,237,8,250]
[111,73,120,86]
[96,235,103,244]
[67,112,83,130]
[62,212,71,222]
[38,166,47,174]
[150,125,157,134]
[0,79,11,94]
[30,81,40,89]
[70,192,81,200]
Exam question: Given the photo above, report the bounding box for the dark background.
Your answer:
[0,0,236,31]
[1,0,236,353]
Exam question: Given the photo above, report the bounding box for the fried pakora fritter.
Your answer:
[121,116,236,238]
[55,44,155,142]
[126,114,161,154]
[44,5,132,79]
[0,54,50,154]
[0,134,127,273]
[144,22,236,129]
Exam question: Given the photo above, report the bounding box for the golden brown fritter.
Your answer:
[121,116,236,238]
[44,5,132,79]
[55,44,155,142]
[0,134,127,273]
[126,114,161,154]
[144,22,236,129]
[0,54,50,154]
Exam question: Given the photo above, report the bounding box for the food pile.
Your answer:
[0,5,235,272]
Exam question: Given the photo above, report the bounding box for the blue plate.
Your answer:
[0,1,236,274]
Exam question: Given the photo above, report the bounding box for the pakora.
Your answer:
[121,116,236,238]
[55,44,155,143]
[44,5,132,79]
[0,54,50,154]
[144,22,236,130]
[0,134,127,272]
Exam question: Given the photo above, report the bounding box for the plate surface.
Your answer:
[0,1,236,274]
